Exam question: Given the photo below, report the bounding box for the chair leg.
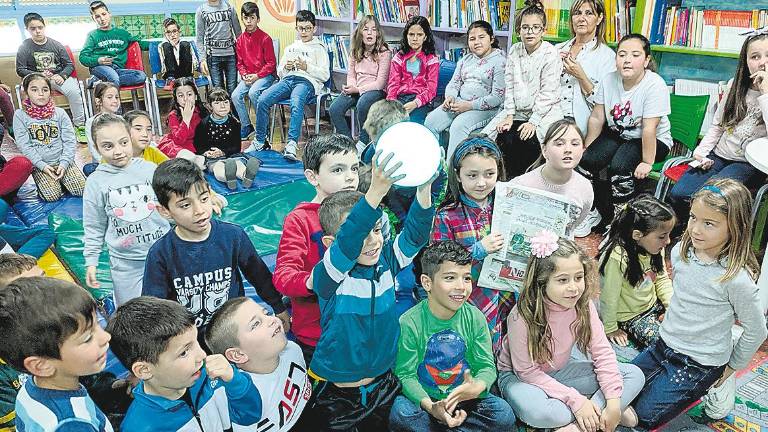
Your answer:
[130,90,140,111]
[315,100,321,136]
[269,105,276,145]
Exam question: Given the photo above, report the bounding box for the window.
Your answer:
[0,20,23,55]
[44,17,95,51]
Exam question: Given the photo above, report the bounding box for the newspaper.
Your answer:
[477,182,578,292]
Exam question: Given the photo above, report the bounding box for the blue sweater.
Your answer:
[310,197,435,383]
[121,366,261,431]
[142,219,286,328]
[15,378,113,431]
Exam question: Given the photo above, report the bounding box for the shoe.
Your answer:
[703,374,735,419]
[355,140,366,157]
[75,125,87,143]
[162,78,175,91]
[573,209,602,238]
[242,157,261,188]
[85,76,100,89]
[283,140,299,161]
[194,155,206,171]
[246,138,266,153]
[240,124,254,140]
[223,159,238,190]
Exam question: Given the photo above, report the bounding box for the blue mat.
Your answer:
[205,149,305,196]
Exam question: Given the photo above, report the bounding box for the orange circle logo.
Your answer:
[263,0,296,23]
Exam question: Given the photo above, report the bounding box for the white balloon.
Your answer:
[375,122,441,187]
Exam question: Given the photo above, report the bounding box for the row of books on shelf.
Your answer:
[305,0,351,18]
[322,34,351,70]
[356,0,420,23]
[443,47,466,61]
[539,0,634,43]
[428,0,511,32]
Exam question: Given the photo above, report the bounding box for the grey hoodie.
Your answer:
[83,158,170,266]
[195,0,242,62]
[13,107,77,170]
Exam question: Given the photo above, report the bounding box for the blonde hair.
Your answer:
[363,99,408,143]
[517,237,597,364]
[679,178,759,282]
[351,15,388,63]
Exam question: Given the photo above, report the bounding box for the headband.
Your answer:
[452,137,502,168]
[701,184,724,197]
[740,26,768,37]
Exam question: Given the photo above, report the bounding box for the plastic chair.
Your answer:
[85,42,152,117]
[652,94,710,201]
[16,45,90,117]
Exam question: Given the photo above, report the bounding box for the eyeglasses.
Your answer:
[520,24,544,34]
[165,29,179,35]
[297,25,314,32]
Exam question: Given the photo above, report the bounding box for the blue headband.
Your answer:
[702,185,724,197]
[451,137,502,168]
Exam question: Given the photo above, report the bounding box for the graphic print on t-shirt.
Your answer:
[27,123,59,145]
[610,100,638,134]
[173,268,233,327]
[32,51,58,72]
[417,329,470,396]
[107,183,166,248]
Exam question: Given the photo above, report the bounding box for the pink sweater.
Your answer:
[498,300,623,412]
[347,48,392,93]
[386,50,439,108]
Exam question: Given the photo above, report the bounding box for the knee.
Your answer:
[388,397,427,431]
[620,363,646,398]
[9,157,33,175]
[480,396,517,429]
[514,406,571,429]
[328,101,344,116]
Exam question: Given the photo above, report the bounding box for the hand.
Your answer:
[0,83,10,93]
[112,373,139,397]
[480,233,504,254]
[42,165,59,180]
[296,58,307,71]
[443,370,485,414]
[518,122,536,141]
[277,311,291,333]
[306,270,314,291]
[181,98,195,125]
[497,115,515,133]
[42,70,54,78]
[208,147,225,158]
[574,399,602,432]
[600,400,622,432]
[285,60,295,71]
[200,60,209,76]
[98,56,113,65]
[52,75,65,86]
[694,154,714,170]
[85,265,100,288]
[365,149,404,207]
[633,162,652,179]
[403,101,418,113]
[450,100,472,114]
[211,193,226,216]
[562,54,586,80]
[711,365,735,389]
[427,399,467,427]
[658,313,665,322]
[205,354,234,382]
[243,74,256,84]
[342,84,359,94]
[607,329,629,346]
[442,96,454,110]
[54,165,65,179]
[752,70,768,94]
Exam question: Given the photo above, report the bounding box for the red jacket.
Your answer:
[272,202,323,347]
[235,28,277,79]
[157,107,202,157]
[386,50,440,108]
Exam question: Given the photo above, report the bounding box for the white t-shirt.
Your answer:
[596,70,673,148]
[233,341,311,431]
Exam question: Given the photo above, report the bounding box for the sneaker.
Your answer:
[355,140,366,157]
[223,159,238,190]
[246,138,267,153]
[162,78,175,91]
[242,157,261,189]
[573,209,602,238]
[85,76,100,89]
[75,125,87,143]
[283,140,299,161]
[240,124,254,140]
[703,374,735,419]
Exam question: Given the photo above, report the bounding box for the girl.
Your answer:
[632,178,767,428]
[668,32,768,222]
[83,81,121,175]
[482,0,563,179]
[424,20,506,157]
[431,136,510,353]
[598,195,675,349]
[579,33,671,224]
[13,73,86,202]
[386,15,440,125]
[511,118,594,237]
[498,233,644,431]
[329,15,391,153]
[124,110,168,165]
[157,76,208,160]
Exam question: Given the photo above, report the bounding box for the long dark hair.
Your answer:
[467,20,500,50]
[399,15,436,56]
[170,76,208,120]
[721,34,768,129]
[438,135,506,212]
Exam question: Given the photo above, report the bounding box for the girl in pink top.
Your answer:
[497,234,644,432]
[386,15,439,124]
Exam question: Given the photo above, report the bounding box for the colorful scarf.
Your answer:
[22,98,55,120]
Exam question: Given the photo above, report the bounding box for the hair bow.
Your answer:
[740,26,768,37]
[530,230,559,259]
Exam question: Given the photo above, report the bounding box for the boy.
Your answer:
[0,253,43,288]
[158,17,200,87]
[272,134,358,364]
[195,0,241,95]
[124,109,168,164]
[233,1,276,139]
[79,0,147,88]
[16,12,87,141]
[142,158,288,334]
[248,10,329,161]
[0,277,113,430]
[107,296,262,431]
[83,113,171,306]
[308,154,436,430]
[206,297,312,431]
[390,241,516,430]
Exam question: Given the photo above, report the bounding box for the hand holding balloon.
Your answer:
[374,122,442,188]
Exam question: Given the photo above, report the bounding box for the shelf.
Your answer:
[650,45,740,59]
[379,21,406,28]
[316,15,350,23]
[431,26,510,37]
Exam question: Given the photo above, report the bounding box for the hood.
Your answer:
[93,157,142,174]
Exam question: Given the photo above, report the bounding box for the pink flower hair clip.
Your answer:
[530,230,559,259]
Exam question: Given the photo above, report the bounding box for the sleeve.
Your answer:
[500,51,516,116]
[0,368,18,431]
[360,50,391,93]
[641,75,671,119]
[15,43,37,77]
[654,252,673,308]
[230,6,242,38]
[257,35,277,78]
[222,367,263,427]
[472,54,506,110]
[238,230,287,315]
[272,212,314,298]
[444,56,465,100]
[167,110,197,148]
[13,113,47,170]
[598,248,625,334]
[414,55,439,108]
[195,8,207,63]
[726,277,768,370]
[587,302,624,401]
[393,200,436,271]
[594,76,606,106]
[58,111,77,169]
[277,45,290,79]
[469,308,497,392]
[79,32,100,68]
[225,118,241,155]
[758,93,768,128]
[346,54,356,87]
[305,43,330,86]
[54,423,101,431]
[56,42,75,78]
[386,54,403,100]
[431,210,456,243]
[581,48,615,110]
[235,36,247,76]
[394,313,432,405]
[82,182,107,267]
[141,246,173,299]
[529,48,564,127]
[693,89,726,159]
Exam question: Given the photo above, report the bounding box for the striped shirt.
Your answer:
[15,378,113,432]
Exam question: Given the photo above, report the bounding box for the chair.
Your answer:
[16,45,90,117]
[146,40,211,135]
[85,42,152,118]
[652,94,710,201]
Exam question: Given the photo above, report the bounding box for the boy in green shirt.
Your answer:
[391,240,516,431]
[79,0,147,88]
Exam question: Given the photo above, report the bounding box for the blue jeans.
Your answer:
[232,75,275,128]
[255,76,315,144]
[631,337,725,429]
[0,200,55,258]
[208,55,238,95]
[398,94,431,125]
[389,395,516,432]
[329,90,385,144]
[89,65,146,87]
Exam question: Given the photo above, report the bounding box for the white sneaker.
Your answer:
[703,374,736,419]
[283,140,299,161]
[246,138,266,153]
[573,209,602,238]
[355,140,366,157]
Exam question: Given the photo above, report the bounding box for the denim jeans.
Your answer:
[0,200,55,258]
[397,94,430,125]
[389,395,516,432]
[232,75,275,128]
[208,55,238,95]
[254,76,315,144]
[89,65,147,87]
[329,90,385,144]
[631,337,725,429]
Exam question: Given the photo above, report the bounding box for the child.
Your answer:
[232,1,276,139]
[158,18,200,84]
[631,179,768,427]
[598,195,674,349]
[498,233,644,430]
[309,152,437,430]
[668,32,768,222]
[386,15,439,125]
[510,118,593,237]
[272,134,359,364]
[13,73,86,202]
[124,109,168,164]
[390,240,516,430]
[482,0,563,179]
[580,33,671,223]
[205,297,312,431]
[195,0,242,94]
[329,14,391,153]
[0,253,43,287]
[142,158,289,332]
[16,12,87,141]
[79,0,147,87]
[83,113,171,306]
[424,20,506,157]
[106,296,262,431]
[0,277,113,430]
[249,10,330,161]
[85,81,121,171]
[157,77,208,161]
[432,136,510,353]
